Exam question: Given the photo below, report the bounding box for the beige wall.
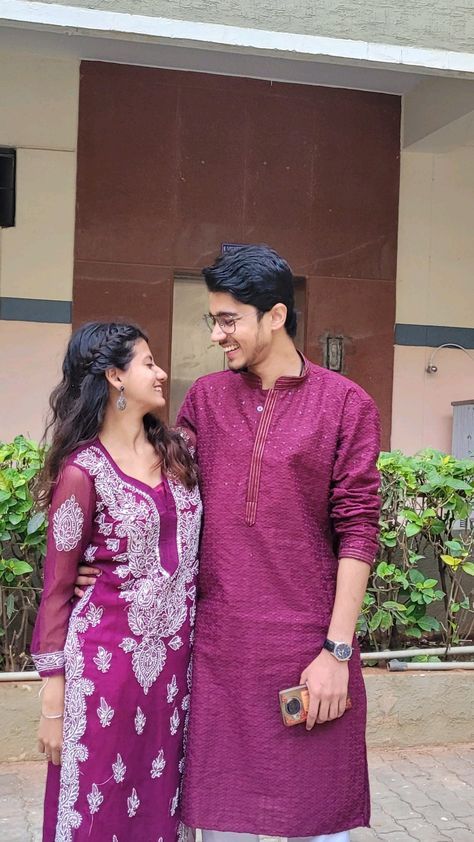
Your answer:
[392,128,474,454]
[0,322,70,442]
[33,0,474,54]
[0,51,79,303]
[0,50,78,443]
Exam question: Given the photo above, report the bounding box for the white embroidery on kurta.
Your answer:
[54,588,97,842]
[87,783,103,815]
[167,674,178,703]
[112,754,126,783]
[181,694,190,711]
[169,635,183,650]
[97,697,114,727]
[127,788,140,818]
[50,445,200,841]
[75,446,202,696]
[112,836,119,842]
[106,538,120,551]
[31,649,65,673]
[93,646,112,673]
[170,707,180,735]
[53,494,84,551]
[170,786,179,816]
[86,603,103,627]
[84,545,98,563]
[134,706,146,735]
[150,749,166,778]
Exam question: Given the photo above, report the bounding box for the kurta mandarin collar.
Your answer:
[239,352,309,390]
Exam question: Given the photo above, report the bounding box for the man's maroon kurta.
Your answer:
[177,359,381,837]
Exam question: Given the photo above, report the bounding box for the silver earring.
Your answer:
[116,385,127,411]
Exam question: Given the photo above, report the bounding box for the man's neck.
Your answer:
[248,340,302,390]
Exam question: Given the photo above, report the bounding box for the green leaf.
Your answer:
[5,593,15,619]
[405,522,422,537]
[8,512,22,526]
[417,616,440,632]
[0,489,11,503]
[382,601,407,611]
[440,554,460,568]
[405,627,422,638]
[11,560,33,576]
[461,562,474,576]
[368,610,384,631]
[27,512,45,535]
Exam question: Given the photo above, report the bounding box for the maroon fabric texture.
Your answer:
[177,361,381,836]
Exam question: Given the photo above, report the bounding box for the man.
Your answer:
[77,245,381,842]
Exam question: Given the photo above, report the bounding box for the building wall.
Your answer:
[391,144,474,454]
[0,51,78,442]
[73,62,400,447]
[34,0,474,53]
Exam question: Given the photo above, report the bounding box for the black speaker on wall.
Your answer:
[0,148,16,228]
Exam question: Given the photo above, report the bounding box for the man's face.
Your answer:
[207,292,272,371]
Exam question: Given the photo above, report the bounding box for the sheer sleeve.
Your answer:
[329,390,381,566]
[31,463,96,676]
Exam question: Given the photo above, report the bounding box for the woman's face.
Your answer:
[118,339,167,413]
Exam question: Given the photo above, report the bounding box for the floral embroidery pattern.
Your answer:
[170,708,180,736]
[75,446,201,695]
[127,788,140,818]
[150,749,166,779]
[112,754,126,783]
[53,494,84,551]
[97,697,114,728]
[87,784,103,815]
[167,674,178,704]
[31,649,65,673]
[49,445,201,841]
[134,706,146,735]
[93,646,112,673]
[55,588,98,841]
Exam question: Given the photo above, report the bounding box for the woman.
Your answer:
[31,322,201,842]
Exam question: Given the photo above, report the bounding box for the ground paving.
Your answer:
[1,745,473,841]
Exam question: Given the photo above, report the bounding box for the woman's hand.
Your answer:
[74,565,100,598]
[37,675,65,765]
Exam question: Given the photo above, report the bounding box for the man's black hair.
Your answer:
[202,245,297,338]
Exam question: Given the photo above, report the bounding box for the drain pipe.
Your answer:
[361,645,474,661]
[389,659,474,671]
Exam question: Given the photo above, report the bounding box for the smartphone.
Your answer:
[279,683,352,727]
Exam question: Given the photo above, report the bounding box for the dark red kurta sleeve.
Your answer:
[330,388,381,565]
[31,463,96,676]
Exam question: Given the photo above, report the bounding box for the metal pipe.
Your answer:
[361,645,474,661]
[388,659,474,671]
[0,671,40,682]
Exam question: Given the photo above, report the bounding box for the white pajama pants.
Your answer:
[202,830,350,842]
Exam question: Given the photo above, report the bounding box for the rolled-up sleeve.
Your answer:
[329,389,381,565]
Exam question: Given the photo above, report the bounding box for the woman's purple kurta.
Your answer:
[31,440,201,842]
[177,360,381,837]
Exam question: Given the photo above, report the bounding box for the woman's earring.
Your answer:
[116,385,127,411]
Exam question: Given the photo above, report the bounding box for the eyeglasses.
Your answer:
[203,314,245,335]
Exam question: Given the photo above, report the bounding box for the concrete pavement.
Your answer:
[1,744,473,841]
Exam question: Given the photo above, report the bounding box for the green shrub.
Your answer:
[358,450,474,651]
[0,436,46,671]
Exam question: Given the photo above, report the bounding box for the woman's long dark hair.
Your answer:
[36,322,197,506]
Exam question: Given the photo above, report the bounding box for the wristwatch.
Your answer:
[323,639,353,661]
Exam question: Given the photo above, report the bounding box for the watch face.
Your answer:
[334,642,352,661]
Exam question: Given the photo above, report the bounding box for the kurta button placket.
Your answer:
[245,390,279,526]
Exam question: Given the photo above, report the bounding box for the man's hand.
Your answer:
[74,565,100,598]
[300,648,349,730]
